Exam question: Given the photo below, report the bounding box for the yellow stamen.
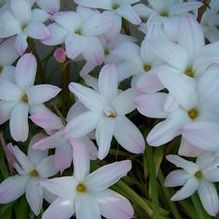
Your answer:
[21,94,29,103]
[185,68,195,78]
[30,169,39,177]
[160,11,169,17]
[144,64,152,72]
[106,111,117,118]
[76,183,87,193]
[188,108,199,120]
[194,170,203,180]
[104,48,110,56]
[74,29,82,35]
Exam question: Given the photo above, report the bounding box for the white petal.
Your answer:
[135,93,167,118]
[42,198,75,219]
[114,116,145,154]
[42,23,67,46]
[113,88,137,116]
[182,121,219,152]
[25,22,50,40]
[15,53,37,89]
[98,64,118,102]
[198,182,219,216]
[15,33,28,55]
[177,16,204,59]
[147,110,188,146]
[31,9,50,22]
[10,0,31,24]
[157,69,197,109]
[37,0,60,14]
[39,177,76,199]
[74,0,112,9]
[9,103,29,142]
[0,79,22,101]
[75,195,101,219]
[166,155,199,174]
[0,101,17,124]
[148,38,188,70]
[25,179,43,216]
[27,85,61,105]
[55,143,73,171]
[164,170,190,187]
[71,138,90,181]
[64,111,100,138]
[96,118,115,160]
[95,189,134,219]
[37,155,58,178]
[86,160,131,191]
[69,82,104,112]
[0,175,27,203]
[117,5,141,25]
[171,178,199,201]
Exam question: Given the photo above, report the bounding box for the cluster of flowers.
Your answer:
[0,0,219,218]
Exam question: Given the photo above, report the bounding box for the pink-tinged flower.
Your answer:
[43,7,114,65]
[65,64,145,159]
[0,135,59,215]
[53,47,67,63]
[148,15,219,80]
[75,0,141,25]
[0,53,61,142]
[0,0,50,54]
[142,66,219,156]
[165,153,219,216]
[40,157,134,219]
[30,103,97,172]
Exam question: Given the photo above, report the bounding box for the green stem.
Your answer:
[158,171,182,219]
[146,147,160,219]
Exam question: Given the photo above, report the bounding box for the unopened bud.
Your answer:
[54,47,66,63]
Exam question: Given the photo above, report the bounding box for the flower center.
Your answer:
[76,183,87,193]
[185,68,195,78]
[194,170,203,180]
[74,29,82,35]
[21,94,29,103]
[160,11,169,17]
[144,64,152,72]
[112,2,120,9]
[30,169,39,177]
[188,108,199,120]
[21,23,28,31]
[104,48,110,56]
[104,106,117,118]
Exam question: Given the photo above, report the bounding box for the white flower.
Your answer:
[165,153,219,216]
[43,6,114,65]
[0,53,61,141]
[40,156,134,219]
[0,137,59,215]
[0,0,50,54]
[74,0,141,25]
[65,64,145,159]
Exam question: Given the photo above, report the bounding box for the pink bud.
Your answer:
[54,47,67,63]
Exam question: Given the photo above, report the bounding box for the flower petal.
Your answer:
[198,182,219,216]
[9,103,29,142]
[135,93,167,118]
[15,53,37,89]
[27,85,61,105]
[0,175,27,203]
[171,178,199,201]
[96,118,115,160]
[114,116,145,154]
[86,160,131,191]
[95,189,134,219]
[42,198,75,219]
[164,170,190,187]
[0,101,17,124]
[98,64,118,102]
[25,179,43,216]
[37,0,60,14]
